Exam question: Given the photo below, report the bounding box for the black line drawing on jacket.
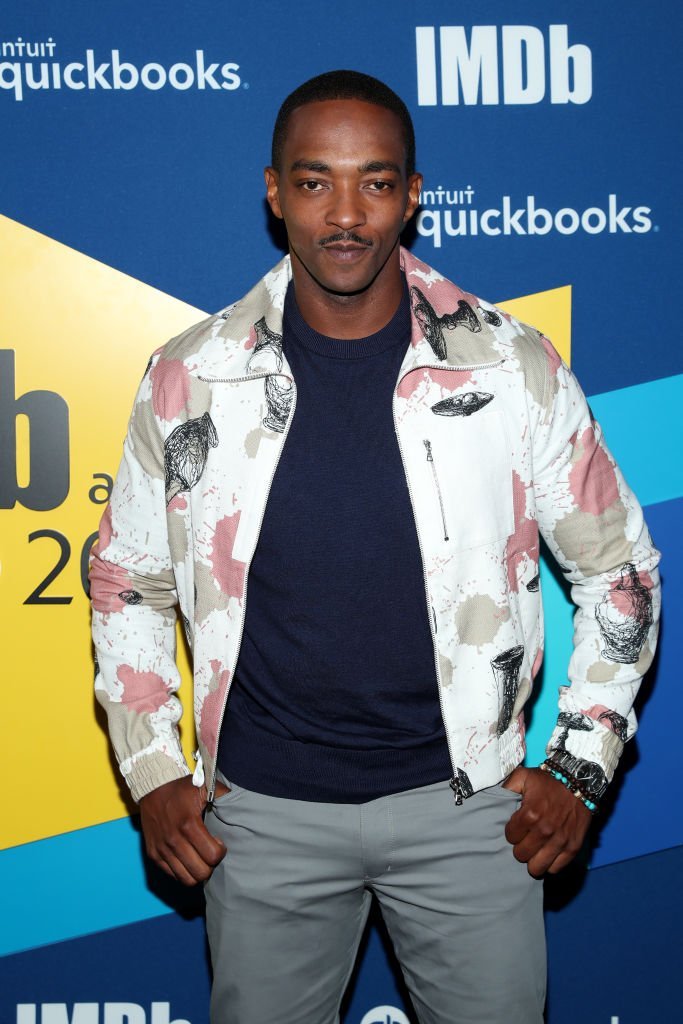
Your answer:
[478,306,503,327]
[526,574,540,592]
[595,562,653,663]
[555,711,594,749]
[431,391,494,417]
[182,612,193,647]
[264,376,293,432]
[250,316,284,361]
[491,645,524,736]
[143,355,154,379]
[597,709,629,743]
[164,411,219,504]
[248,317,293,433]
[410,286,481,360]
[119,589,143,605]
[451,767,473,800]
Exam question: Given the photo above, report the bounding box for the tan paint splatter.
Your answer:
[586,660,620,683]
[194,559,230,625]
[244,427,270,460]
[553,502,632,578]
[510,676,532,720]
[438,650,454,688]
[455,594,510,647]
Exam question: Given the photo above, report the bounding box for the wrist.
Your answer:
[540,758,599,814]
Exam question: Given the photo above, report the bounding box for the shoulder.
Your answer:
[401,247,555,378]
[153,256,291,374]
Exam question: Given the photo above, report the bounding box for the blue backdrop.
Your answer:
[1,2,681,1022]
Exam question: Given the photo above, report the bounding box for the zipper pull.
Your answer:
[424,439,433,461]
[449,777,464,805]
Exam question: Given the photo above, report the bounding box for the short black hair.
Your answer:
[271,69,416,176]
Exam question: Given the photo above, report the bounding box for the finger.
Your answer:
[164,831,221,882]
[526,843,566,879]
[511,830,549,865]
[546,850,576,875]
[505,807,534,845]
[163,849,205,887]
[214,780,230,799]
[181,817,227,867]
[153,855,176,880]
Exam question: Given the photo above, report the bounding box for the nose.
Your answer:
[325,182,366,231]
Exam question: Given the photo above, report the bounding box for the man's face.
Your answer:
[265,99,422,297]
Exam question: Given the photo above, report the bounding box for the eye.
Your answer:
[366,180,395,192]
[299,180,325,191]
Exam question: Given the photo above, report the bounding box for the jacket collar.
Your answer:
[192,248,505,381]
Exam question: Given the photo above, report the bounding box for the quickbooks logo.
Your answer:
[416,188,653,247]
[416,25,591,105]
[0,38,241,101]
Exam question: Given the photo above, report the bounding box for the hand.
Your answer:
[139,775,230,886]
[502,766,593,878]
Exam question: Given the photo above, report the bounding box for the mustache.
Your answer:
[318,232,373,248]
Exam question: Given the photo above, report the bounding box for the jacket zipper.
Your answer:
[423,440,449,542]
[392,387,462,805]
[205,372,297,803]
[393,359,505,805]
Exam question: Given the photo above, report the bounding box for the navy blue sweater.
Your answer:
[217,280,451,801]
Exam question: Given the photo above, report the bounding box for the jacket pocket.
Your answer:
[425,408,513,549]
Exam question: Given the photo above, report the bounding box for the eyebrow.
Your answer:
[290,159,331,172]
[358,160,402,174]
[289,158,402,174]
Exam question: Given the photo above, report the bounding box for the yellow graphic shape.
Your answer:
[498,285,572,366]
[0,215,204,848]
[0,216,572,849]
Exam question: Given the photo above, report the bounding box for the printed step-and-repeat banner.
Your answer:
[1,2,680,1023]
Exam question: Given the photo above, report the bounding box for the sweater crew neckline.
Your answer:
[283,277,411,360]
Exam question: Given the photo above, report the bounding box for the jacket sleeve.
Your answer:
[90,352,191,803]
[530,336,661,799]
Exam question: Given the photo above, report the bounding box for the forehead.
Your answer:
[282,99,406,167]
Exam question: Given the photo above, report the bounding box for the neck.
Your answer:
[290,249,404,339]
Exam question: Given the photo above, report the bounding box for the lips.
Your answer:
[321,243,371,262]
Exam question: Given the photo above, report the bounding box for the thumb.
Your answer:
[501,766,528,795]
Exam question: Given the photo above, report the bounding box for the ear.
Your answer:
[264,167,283,220]
[403,172,423,224]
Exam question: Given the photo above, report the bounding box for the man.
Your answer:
[90,71,660,1023]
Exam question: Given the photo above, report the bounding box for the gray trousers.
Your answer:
[204,777,546,1024]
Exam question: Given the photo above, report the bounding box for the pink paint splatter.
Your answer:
[505,470,539,591]
[244,325,257,350]
[151,358,191,422]
[608,568,654,615]
[532,648,544,679]
[210,512,247,600]
[430,367,474,390]
[117,665,170,714]
[569,427,619,515]
[582,704,611,721]
[200,661,232,756]
[540,335,562,376]
[167,494,188,512]
[397,369,427,400]
[89,556,130,613]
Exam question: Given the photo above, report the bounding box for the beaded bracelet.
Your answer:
[540,760,599,813]
[541,755,602,801]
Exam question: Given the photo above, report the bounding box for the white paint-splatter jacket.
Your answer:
[90,249,661,805]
